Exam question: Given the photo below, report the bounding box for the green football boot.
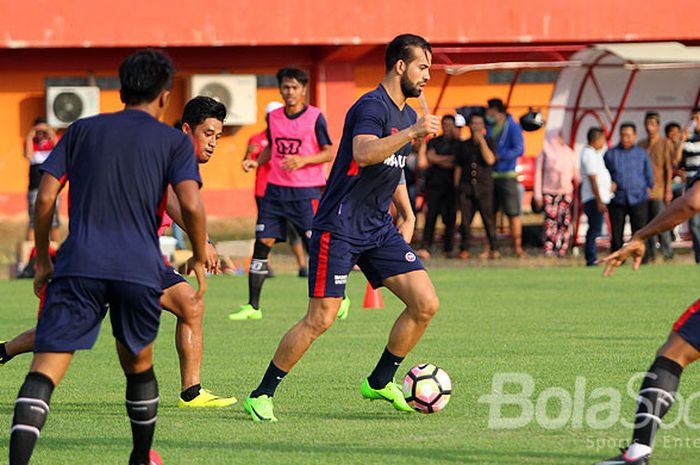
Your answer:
[360,378,415,412]
[244,395,278,422]
[228,304,263,321]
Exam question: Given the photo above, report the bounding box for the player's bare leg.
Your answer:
[656,331,700,367]
[244,297,341,421]
[272,297,342,371]
[360,270,439,412]
[161,282,236,408]
[382,270,439,357]
[9,352,73,464]
[1,328,36,365]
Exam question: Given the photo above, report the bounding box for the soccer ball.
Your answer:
[402,363,452,413]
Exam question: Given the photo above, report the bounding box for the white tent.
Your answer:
[546,42,700,151]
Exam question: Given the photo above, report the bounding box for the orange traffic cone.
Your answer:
[363,282,384,309]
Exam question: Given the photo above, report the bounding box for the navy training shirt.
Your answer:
[313,85,417,243]
[41,109,202,288]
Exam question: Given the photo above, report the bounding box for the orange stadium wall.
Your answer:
[0,54,554,219]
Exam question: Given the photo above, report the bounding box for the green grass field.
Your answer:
[1,264,700,464]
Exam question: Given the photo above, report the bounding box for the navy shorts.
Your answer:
[35,277,163,355]
[308,227,425,298]
[162,265,187,290]
[256,196,319,242]
[673,299,700,350]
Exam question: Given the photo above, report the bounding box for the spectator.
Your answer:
[639,111,674,261]
[580,127,612,266]
[533,132,579,257]
[486,98,525,257]
[666,121,685,202]
[454,113,498,259]
[23,117,60,242]
[242,101,307,277]
[416,115,460,259]
[604,123,654,252]
[680,107,700,263]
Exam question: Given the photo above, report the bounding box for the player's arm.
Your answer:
[243,145,270,172]
[173,180,208,298]
[603,181,700,276]
[392,178,415,244]
[33,174,62,296]
[353,115,439,168]
[281,145,333,171]
[426,149,454,168]
[165,185,219,273]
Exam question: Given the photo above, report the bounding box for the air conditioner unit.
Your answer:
[190,74,257,126]
[46,86,100,128]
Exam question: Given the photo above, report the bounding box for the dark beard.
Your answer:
[400,73,421,98]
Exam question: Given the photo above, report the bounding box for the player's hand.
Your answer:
[411,115,440,138]
[397,217,415,244]
[187,257,207,299]
[242,159,259,172]
[34,257,53,297]
[600,238,645,277]
[281,155,307,171]
[205,242,220,274]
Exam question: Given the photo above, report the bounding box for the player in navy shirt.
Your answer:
[244,34,441,422]
[9,50,208,465]
[0,96,236,410]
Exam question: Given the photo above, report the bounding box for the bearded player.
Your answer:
[243,34,441,422]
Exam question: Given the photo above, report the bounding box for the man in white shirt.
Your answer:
[580,127,612,266]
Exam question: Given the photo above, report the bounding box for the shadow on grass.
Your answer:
[34,435,596,464]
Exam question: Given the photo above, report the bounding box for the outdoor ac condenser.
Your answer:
[46,86,100,128]
[189,74,257,126]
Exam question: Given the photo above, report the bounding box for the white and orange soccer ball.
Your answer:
[402,363,452,414]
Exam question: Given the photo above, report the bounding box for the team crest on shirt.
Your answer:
[390,127,398,135]
[275,137,302,155]
[405,252,417,262]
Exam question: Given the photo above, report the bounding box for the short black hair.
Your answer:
[487,98,507,113]
[33,117,47,126]
[181,96,227,129]
[620,122,637,133]
[276,68,309,87]
[644,111,661,123]
[468,112,486,125]
[442,114,456,124]
[587,127,605,144]
[665,121,681,136]
[119,49,174,106]
[693,107,700,114]
[385,34,432,72]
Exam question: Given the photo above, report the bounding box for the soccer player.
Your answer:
[8,49,208,465]
[229,67,339,321]
[243,101,308,278]
[243,33,441,422]
[595,142,700,463]
[0,96,236,408]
